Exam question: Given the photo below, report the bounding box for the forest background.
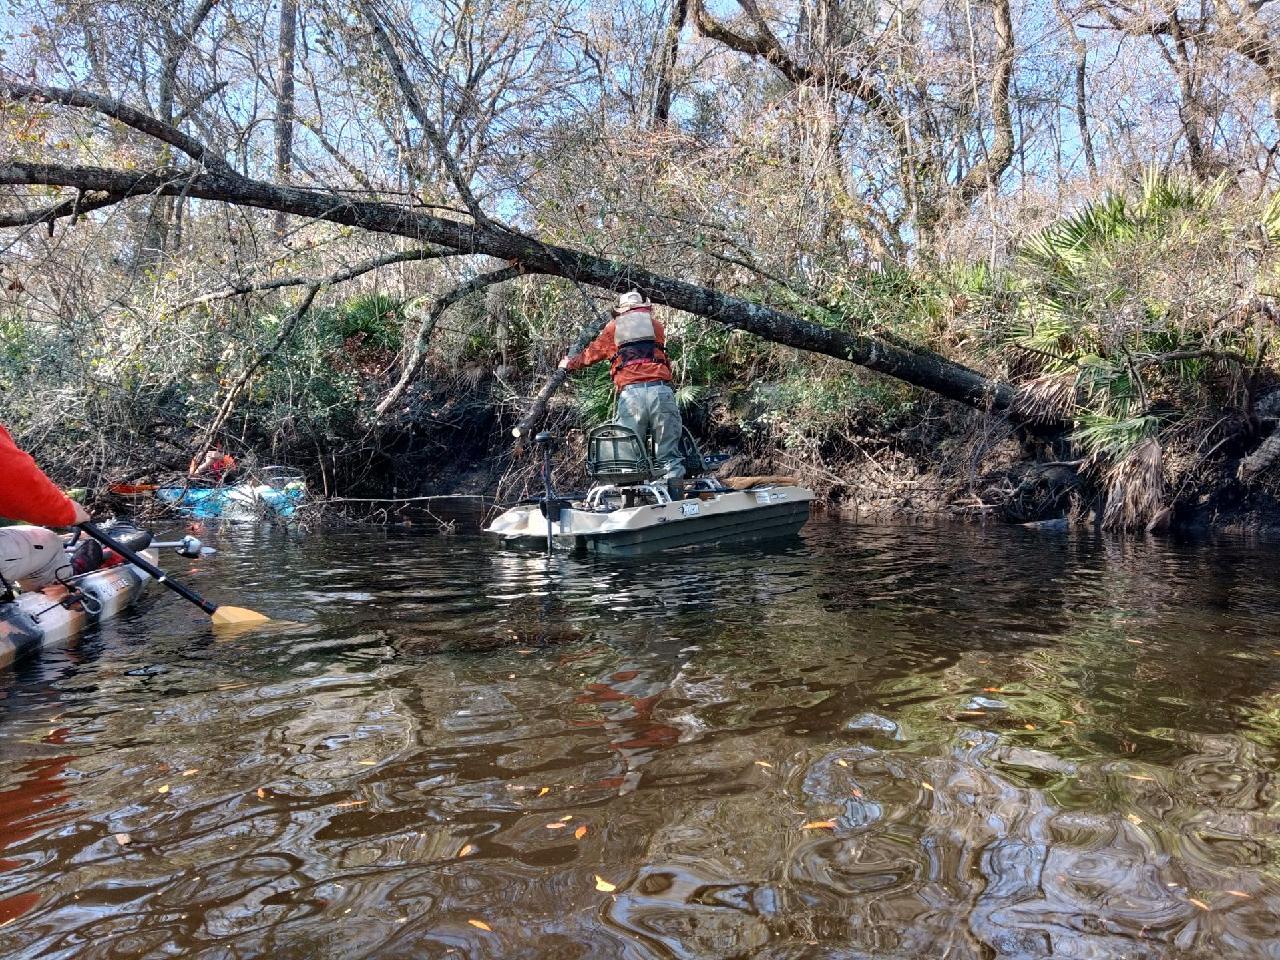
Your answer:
[3,0,1280,530]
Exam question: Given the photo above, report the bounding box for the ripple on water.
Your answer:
[4,521,1280,957]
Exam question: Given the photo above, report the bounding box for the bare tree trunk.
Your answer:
[651,0,689,129]
[1053,0,1096,177]
[132,0,218,269]
[273,0,298,240]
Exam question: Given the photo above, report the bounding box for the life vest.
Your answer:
[202,453,237,479]
[612,305,670,372]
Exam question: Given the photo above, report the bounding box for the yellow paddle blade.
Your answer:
[211,605,270,626]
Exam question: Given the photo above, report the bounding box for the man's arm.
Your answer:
[565,320,616,371]
[0,424,87,526]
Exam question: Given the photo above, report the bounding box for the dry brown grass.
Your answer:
[1101,438,1166,531]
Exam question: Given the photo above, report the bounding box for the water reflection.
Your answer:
[2,520,1280,957]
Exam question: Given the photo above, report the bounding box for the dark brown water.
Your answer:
[2,519,1280,959]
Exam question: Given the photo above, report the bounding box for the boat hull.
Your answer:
[576,497,812,556]
[487,486,814,557]
[0,550,157,669]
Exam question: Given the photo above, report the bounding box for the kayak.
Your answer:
[155,482,304,520]
[153,467,307,521]
[486,422,814,556]
[0,548,157,669]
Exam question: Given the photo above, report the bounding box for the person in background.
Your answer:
[0,422,92,590]
[560,291,686,491]
[188,446,239,483]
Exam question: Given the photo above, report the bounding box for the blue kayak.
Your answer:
[155,469,306,520]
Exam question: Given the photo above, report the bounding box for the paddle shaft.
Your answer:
[79,521,217,615]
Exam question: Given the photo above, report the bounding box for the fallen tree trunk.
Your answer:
[2,160,1014,414]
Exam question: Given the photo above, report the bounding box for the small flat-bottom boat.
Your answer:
[0,530,159,669]
[486,423,814,557]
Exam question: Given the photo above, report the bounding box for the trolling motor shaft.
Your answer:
[535,432,556,555]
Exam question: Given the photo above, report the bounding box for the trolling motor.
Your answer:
[535,431,557,556]
[152,535,216,558]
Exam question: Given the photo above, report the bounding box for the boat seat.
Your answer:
[587,423,656,485]
[676,428,708,478]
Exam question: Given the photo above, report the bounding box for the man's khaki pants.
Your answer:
[617,382,685,480]
[0,525,66,589]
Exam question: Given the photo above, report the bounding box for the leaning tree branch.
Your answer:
[170,247,468,311]
[0,189,124,228]
[376,264,523,417]
[1134,347,1251,367]
[0,159,1014,412]
[195,283,323,462]
[353,0,493,228]
[1,81,234,175]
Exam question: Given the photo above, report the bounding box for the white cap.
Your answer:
[615,290,650,313]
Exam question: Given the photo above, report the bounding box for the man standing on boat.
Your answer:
[0,422,92,590]
[559,291,686,490]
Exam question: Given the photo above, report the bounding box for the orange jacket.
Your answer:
[192,451,237,480]
[0,423,77,526]
[566,316,673,389]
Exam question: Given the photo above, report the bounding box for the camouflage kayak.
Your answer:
[0,548,156,669]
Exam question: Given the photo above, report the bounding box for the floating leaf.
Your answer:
[921,782,934,792]
[358,760,377,766]
[334,800,367,808]
[801,820,837,830]
[256,787,267,799]
[538,787,550,797]
[1126,813,1143,825]
[559,815,573,822]
[754,761,773,769]
[114,833,131,846]
[1024,724,1036,730]
[1226,890,1250,898]
[157,785,170,794]
[1188,898,1210,910]
[1126,774,1155,782]
[468,919,492,931]
[181,769,199,777]
[458,843,477,857]
[594,875,617,892]
[835,758,849,768]
[574,825,588,840]
[545,822,567,830]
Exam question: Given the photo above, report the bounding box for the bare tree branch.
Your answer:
[353,0,493,227]
[170,248,468,311]
[955,0,1015,206]
[0,189,124,228]
[1,81,234,175]
[376,264,523,416]
[194,283,322,462]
